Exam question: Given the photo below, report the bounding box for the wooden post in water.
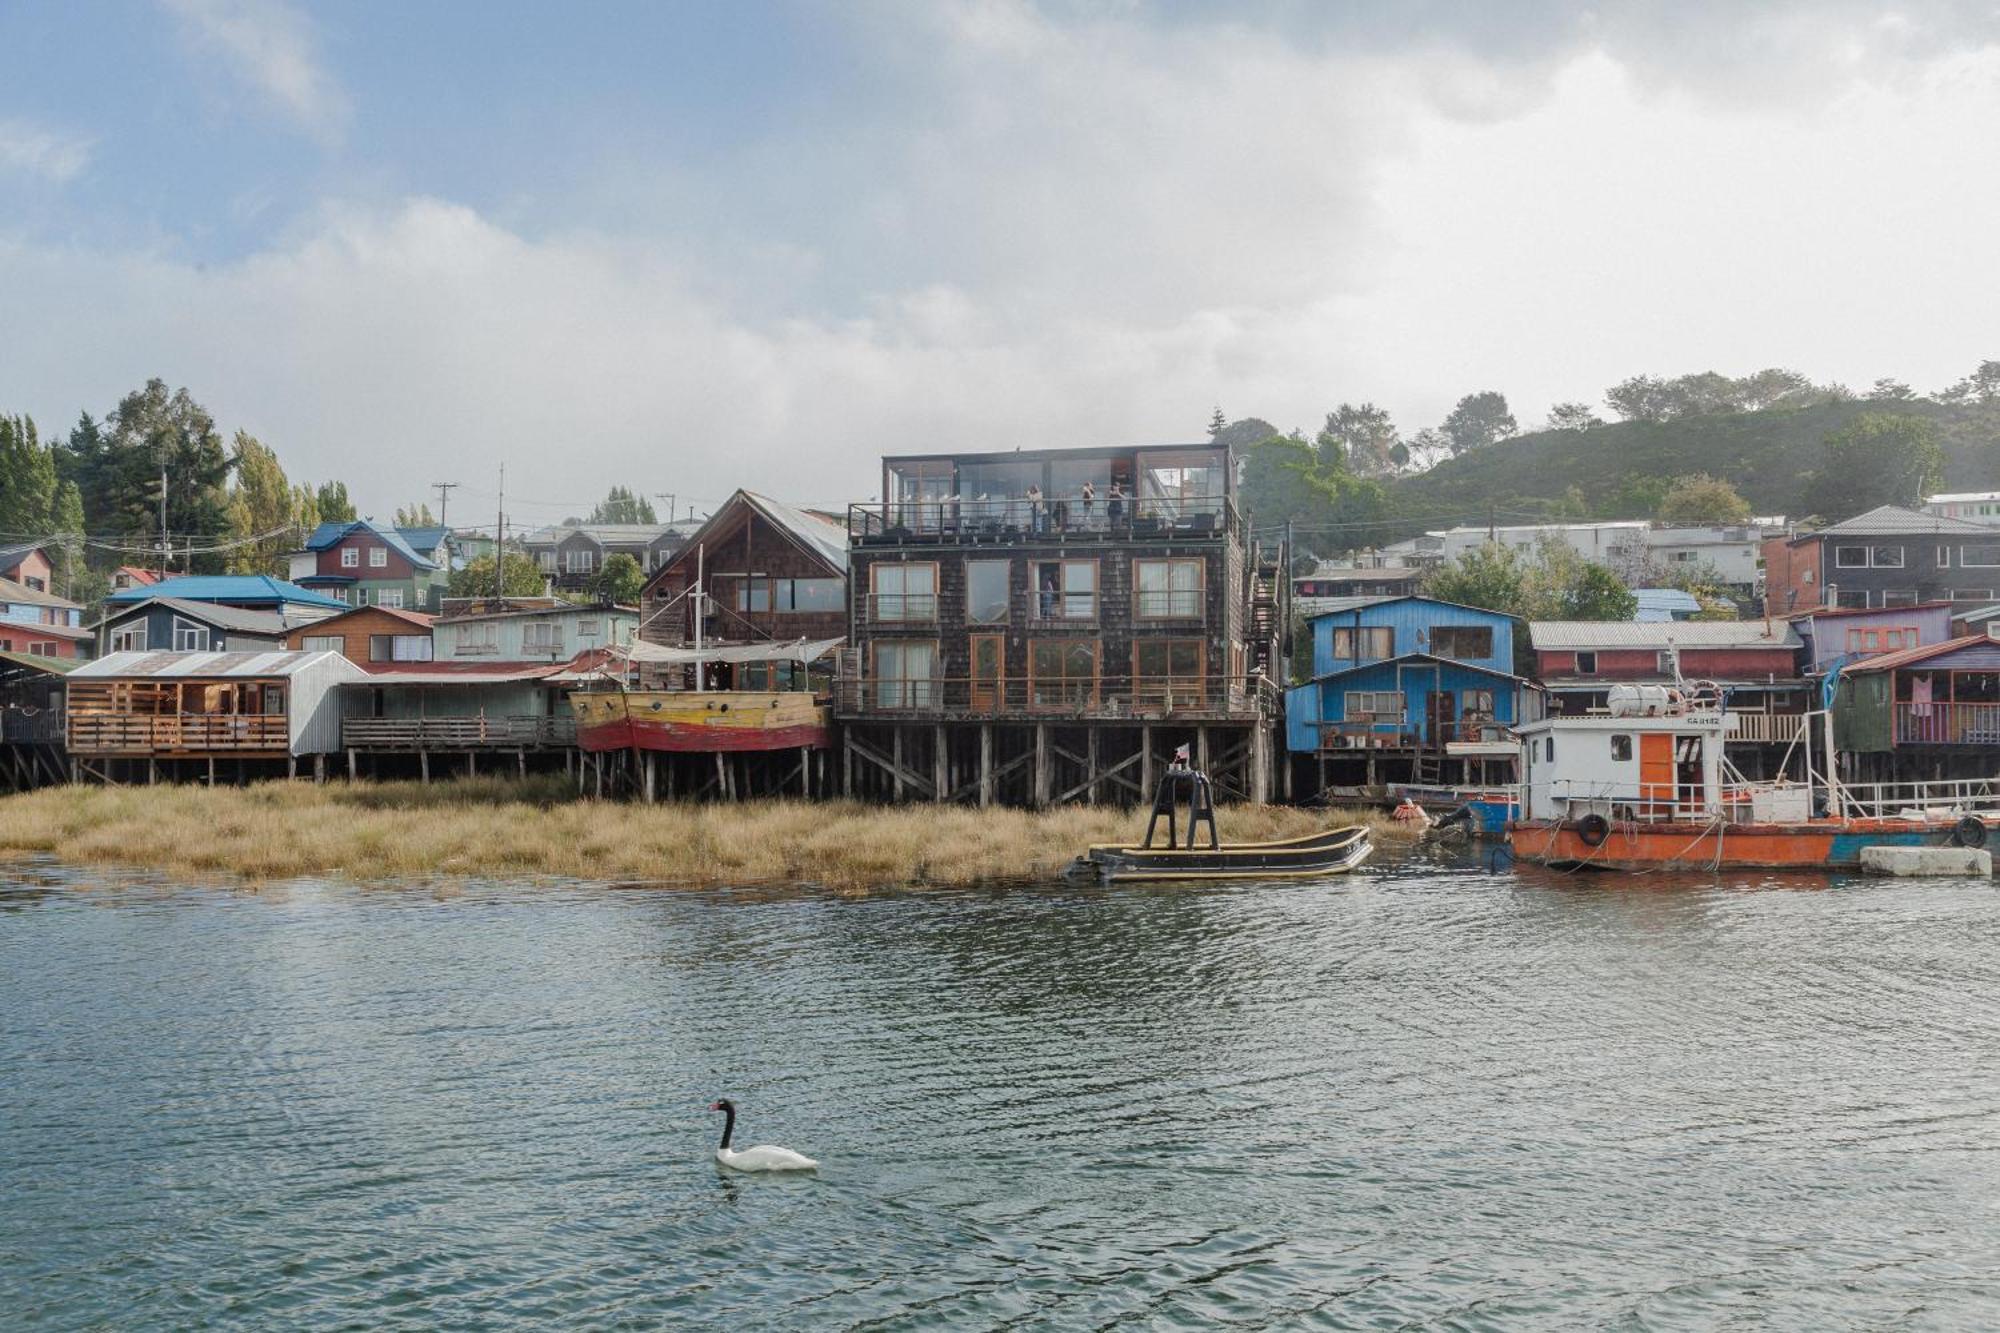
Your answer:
[933,724,947,803]
[1034,723,1052,808]
[1250,722,1269,805]
[979,725,994,808]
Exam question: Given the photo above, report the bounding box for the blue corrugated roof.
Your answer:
[301,520,438,570]
[396,525,450,554]
[104,575,350,610]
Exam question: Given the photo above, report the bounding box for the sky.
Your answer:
[1,0,1997,528]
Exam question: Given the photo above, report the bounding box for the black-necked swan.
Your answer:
[708,1099,819,1172]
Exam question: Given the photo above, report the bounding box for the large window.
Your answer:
[523,622,564,655]
[1135,558,1202,619]
[537,550,558,572]
[870,563,937,622]
[370,634,434,662]
[378,589,405,609]
[1431,626,1494,659]
[110,624,147,653]
[1836,544,1905,568]
[1030,639,1099,710]
[1847,627,1916,653]
[1133,640,1203,708]
[1345,691,1402,721]
[872,640,936,708]
[722,576,771,614]
[564,548,596,574]
[776,578,844,613]
[1331,626,1395,660]
[369,547,388,568]
[1033,560,1097,621]
[966,561,1010,624]
[171,617,208,651]
[302,635,343,654]
[455,622,498,654]
[1962,545,2000,568]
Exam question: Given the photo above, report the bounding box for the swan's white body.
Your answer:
[708,1099,817,1172]
[715,1144,819,1172]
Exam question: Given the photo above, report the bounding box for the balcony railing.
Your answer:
[848,495,1239,546]
[862,593,939,625]
[1,710,63,745]
[68,713,290,755]
[1726,712,1809,744]
[836,672,1275,720]
[1895,701,2000,747]
[341,715,577,750]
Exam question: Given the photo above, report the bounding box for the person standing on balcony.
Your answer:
[1080,479,1096,530]
[1107,479,1125,529]
[1040,569,1058,620]
[1027,483,1045,533]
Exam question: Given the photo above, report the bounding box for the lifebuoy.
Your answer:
[1953,815,1989,849]
[1575,813,1612,848]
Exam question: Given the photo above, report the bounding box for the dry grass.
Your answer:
[0,780,1416,892]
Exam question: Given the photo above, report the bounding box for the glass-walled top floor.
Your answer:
[873,446,1232,540]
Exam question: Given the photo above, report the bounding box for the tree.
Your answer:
[395,502,437,527]
[584,486,658,525]
[1441,391,1516,455]
[1733,367,1815,410]
[448,551,546,598]
[1656,473,1753,525]
[0,415,56,539]
[1424,538,1634,621]
[315,480,356,523]
[1868,377,1916,402]
[590,552,645,604]
[224,432,296,575]
[1802,413,1944,519]
[96,380,235,573]
[1404,426,1451,471]
[50,480,85,598]
[1318,403,1399,476]
[1235,432,1385,558]
[1423,543,1526,616]
[1207,406,1226,438]
[1546,401,1601,432]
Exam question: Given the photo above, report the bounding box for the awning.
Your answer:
[609,636,844,666]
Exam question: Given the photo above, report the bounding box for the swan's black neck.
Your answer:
[717,1104,736,1149]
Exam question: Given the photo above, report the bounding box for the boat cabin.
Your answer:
[1516,709,1732,825]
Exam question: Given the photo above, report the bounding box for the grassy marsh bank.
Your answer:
[0,779,1413,891]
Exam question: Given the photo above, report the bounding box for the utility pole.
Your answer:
[158,465,169,580]
[431,481,458,530]
[653,492,675,527]
[494,464,505,604]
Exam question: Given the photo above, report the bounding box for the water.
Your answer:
[5,853,2000,1329]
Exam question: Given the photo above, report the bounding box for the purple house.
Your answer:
[1789,602,1956,672]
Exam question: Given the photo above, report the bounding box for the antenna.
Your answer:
[494,464,505,603]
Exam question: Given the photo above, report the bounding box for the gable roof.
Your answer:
[1305,651,1531,687]
[1839,634,2000,673]
[102,597,295,636]
[0,542,48,569]
[1529,620,1801,650]
[1807,504,1989,538]
[521,521,699,548]
[104,575,350,610]
[303,520,438,570]
[1301,593,1517,625]
[0,575,81,611]
[288,604,436,633]
[395,525,450,555]
[70,649,368,680]
[645,490,849,591]
[1788,600,1956,620]
[114,565,162,586]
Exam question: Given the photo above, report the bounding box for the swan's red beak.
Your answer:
[707,1101,721,1111]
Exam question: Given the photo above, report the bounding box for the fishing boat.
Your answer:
[1066,751,1372,884]
[569,637,840,753]
[1510,684,1996,871]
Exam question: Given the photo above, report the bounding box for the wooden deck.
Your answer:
[341,715,576,751]
[68,713,289,756]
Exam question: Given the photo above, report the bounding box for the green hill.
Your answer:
[1382,399,2000,535]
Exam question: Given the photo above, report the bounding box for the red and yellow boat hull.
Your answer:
[570,691,831,754]
[1511,818,1973,871]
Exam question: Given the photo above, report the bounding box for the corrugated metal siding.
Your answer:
[287,654,370,754]
[1284,682,1319,753]
[1307,658,1520,745]
[1834,674,1892,753]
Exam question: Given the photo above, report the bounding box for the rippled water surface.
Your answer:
[6,853,2000,1329]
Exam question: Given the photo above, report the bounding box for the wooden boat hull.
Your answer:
[1066,826,1373,884]
[1511,817,1985,871]
[570,691,831,754]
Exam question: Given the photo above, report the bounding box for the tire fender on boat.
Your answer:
[1953,815,1989,849]
[1575,813,1612,848]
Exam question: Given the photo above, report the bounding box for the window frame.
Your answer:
[1131,638,1205,708]
[340,546,359,568]
[870,639,938,709]
[454,621,498,655]
[109,624,147,653]
[1430,625,1494,660]
[368,547,388,568]
[1343,690,1403,722]
[301,635,344,654]
[1028,637,1101,711]
[171,616,208,651]
[1330,626,1395,661]
[1961,544,2000,568]
[1575,650,1598,675]
[1132,557,1204,620]
[965,560,1011,625]
[1611,734,1633,761]
[869,561,939,623]
[522,621,565,655]
[1032,559,1098,622]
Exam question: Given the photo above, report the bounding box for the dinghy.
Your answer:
[1065,749,1372,884]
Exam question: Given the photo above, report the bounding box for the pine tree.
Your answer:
[1207,407,1227,438]
[225,432,296,575]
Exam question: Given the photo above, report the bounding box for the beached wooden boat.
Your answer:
[1065,755,1372,884]
[571,689,830,753]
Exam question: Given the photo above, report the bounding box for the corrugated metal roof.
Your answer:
[1632,588,1703,622]
[69,649,363,679]
[1840,634,2000,673]
[0,649,78,674]
[104,597,294,635]
[1529,621,1801,649]
[520,521,698,546]
[745,492,850,571]
[0,574,82,611]
[103,575,350,610]
[1812,504,1990,536]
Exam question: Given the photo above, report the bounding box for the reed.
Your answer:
[0,782,1415,892]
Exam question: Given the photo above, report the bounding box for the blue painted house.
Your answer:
[1285,595,1536,788]
[104,575,349,620]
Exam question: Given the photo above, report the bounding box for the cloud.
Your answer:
[163,0,349,141]
[0,119,92,182]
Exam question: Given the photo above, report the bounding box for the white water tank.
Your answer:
[1607,683,1678,717]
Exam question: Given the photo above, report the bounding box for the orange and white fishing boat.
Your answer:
[568,636,840,755]
[1511,685,1996,871]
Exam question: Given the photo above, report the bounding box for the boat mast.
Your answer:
[692,542,705,691]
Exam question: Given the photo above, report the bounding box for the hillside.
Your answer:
[1382,399,2000,534]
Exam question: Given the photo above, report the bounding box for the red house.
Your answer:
[1528,620,1808,751]
[0,543,55,593]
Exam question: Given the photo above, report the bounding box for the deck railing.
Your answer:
[2,710,64,745]
[68,713,289,754]
[1835,777,2000,819]
[836,672,1275,720]
[1725,712,1809,744]
[341,715,577,751]
[1894,702,2000,747]
[848,496,1240,546]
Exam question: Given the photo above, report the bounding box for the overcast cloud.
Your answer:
[0,0,1995,522]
